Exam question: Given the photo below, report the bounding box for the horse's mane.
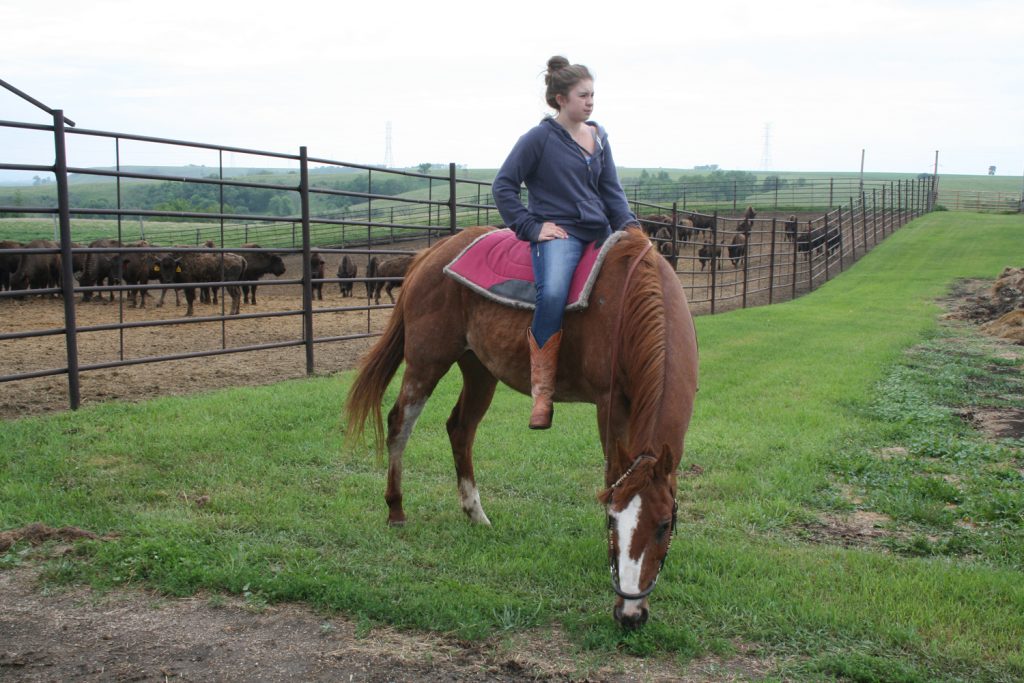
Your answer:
[598,228,670,501]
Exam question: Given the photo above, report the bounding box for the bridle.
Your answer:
[605,453,679,600]
[602,238,678,601]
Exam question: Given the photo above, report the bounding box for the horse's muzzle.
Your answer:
[613,604,649,630]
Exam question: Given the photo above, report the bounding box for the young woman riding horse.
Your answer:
[491,55,642,429]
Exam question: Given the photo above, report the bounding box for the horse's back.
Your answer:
[401,227,696,409]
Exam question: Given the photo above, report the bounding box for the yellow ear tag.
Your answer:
[153,264,161,272]
[176,266,182,273]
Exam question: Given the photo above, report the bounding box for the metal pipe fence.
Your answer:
[642,181,927,315]
[1,83,931,412]
[936,189,1023,213]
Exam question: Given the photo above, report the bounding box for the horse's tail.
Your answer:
[343,288,406,455]
[617,228,669,456]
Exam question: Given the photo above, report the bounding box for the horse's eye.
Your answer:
[655,520,672,543]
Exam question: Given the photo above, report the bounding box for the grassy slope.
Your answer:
[2,212,1023,679]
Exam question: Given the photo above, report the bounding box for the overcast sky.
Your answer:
[2,0,1022,178]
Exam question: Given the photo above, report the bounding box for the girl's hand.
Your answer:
[538,222,568,241]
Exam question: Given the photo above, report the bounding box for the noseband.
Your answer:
[605,453,679,601]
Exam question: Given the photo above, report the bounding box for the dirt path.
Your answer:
[1,561,773,682]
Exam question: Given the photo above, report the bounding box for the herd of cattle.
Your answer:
[0,238,415,315]
[641,207,841,272]
[0,212,841,315]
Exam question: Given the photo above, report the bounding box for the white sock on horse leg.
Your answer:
[459,478,491,526]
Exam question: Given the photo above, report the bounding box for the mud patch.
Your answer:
[0,522,112,553]
[960,406,1024,440]
[797,511,894,549]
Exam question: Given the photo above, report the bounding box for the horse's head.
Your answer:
[599,448,678,630]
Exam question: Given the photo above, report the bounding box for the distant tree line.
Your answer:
[0,172,433,221]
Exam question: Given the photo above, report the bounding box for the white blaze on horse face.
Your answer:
[459,478,491,526]
[609,493,646,611]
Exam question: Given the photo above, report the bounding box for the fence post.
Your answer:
[829,178,834,208]
[741,225,749,309]
[872,188,880,246]
[898,180,902,228]
[856,194,864,255]
[774,176,780,210]
[808,219,816,292]
[732,182,737,212]
[671,201,679,271]
[882,185,889,237]
[710,211,718,314]
[837,205,845,271]
[860,193,868,254]
[448,162,457,234]
[823,213,831,282]
[299,146,314,375]
[898,180,904,228]
[53,110,81,410]
[768,217,777,304]
[791,221,799,302]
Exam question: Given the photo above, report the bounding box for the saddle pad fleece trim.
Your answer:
[443,228,628,311]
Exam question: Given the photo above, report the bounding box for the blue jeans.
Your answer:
[531,235,587,347]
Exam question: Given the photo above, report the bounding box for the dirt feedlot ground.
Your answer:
[0,248,392,420]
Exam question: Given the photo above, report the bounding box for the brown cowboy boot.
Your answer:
[527,328,562,430]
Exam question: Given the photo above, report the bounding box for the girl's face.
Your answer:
[557,79,594,123]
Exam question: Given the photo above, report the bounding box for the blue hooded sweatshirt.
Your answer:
[492,117,637,243]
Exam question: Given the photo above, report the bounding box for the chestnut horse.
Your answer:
[344,227,699,628]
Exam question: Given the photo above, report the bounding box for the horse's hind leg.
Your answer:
[383,362,450,526]
[447,353,498,525]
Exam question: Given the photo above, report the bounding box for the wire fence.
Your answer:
[0,82,932,411]
[633,182,925,315]
[936,189,1023,213]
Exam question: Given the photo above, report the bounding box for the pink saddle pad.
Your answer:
[443,228,626,311]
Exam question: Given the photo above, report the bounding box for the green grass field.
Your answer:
[2,212,1023,680]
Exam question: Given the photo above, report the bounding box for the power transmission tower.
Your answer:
[384,121,393,168]
[760,122,773,171]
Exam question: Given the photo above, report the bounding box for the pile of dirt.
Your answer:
[945,267,1024,342]
[0,523,110,553]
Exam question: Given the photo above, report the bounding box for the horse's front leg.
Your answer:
[447,353,498,525]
